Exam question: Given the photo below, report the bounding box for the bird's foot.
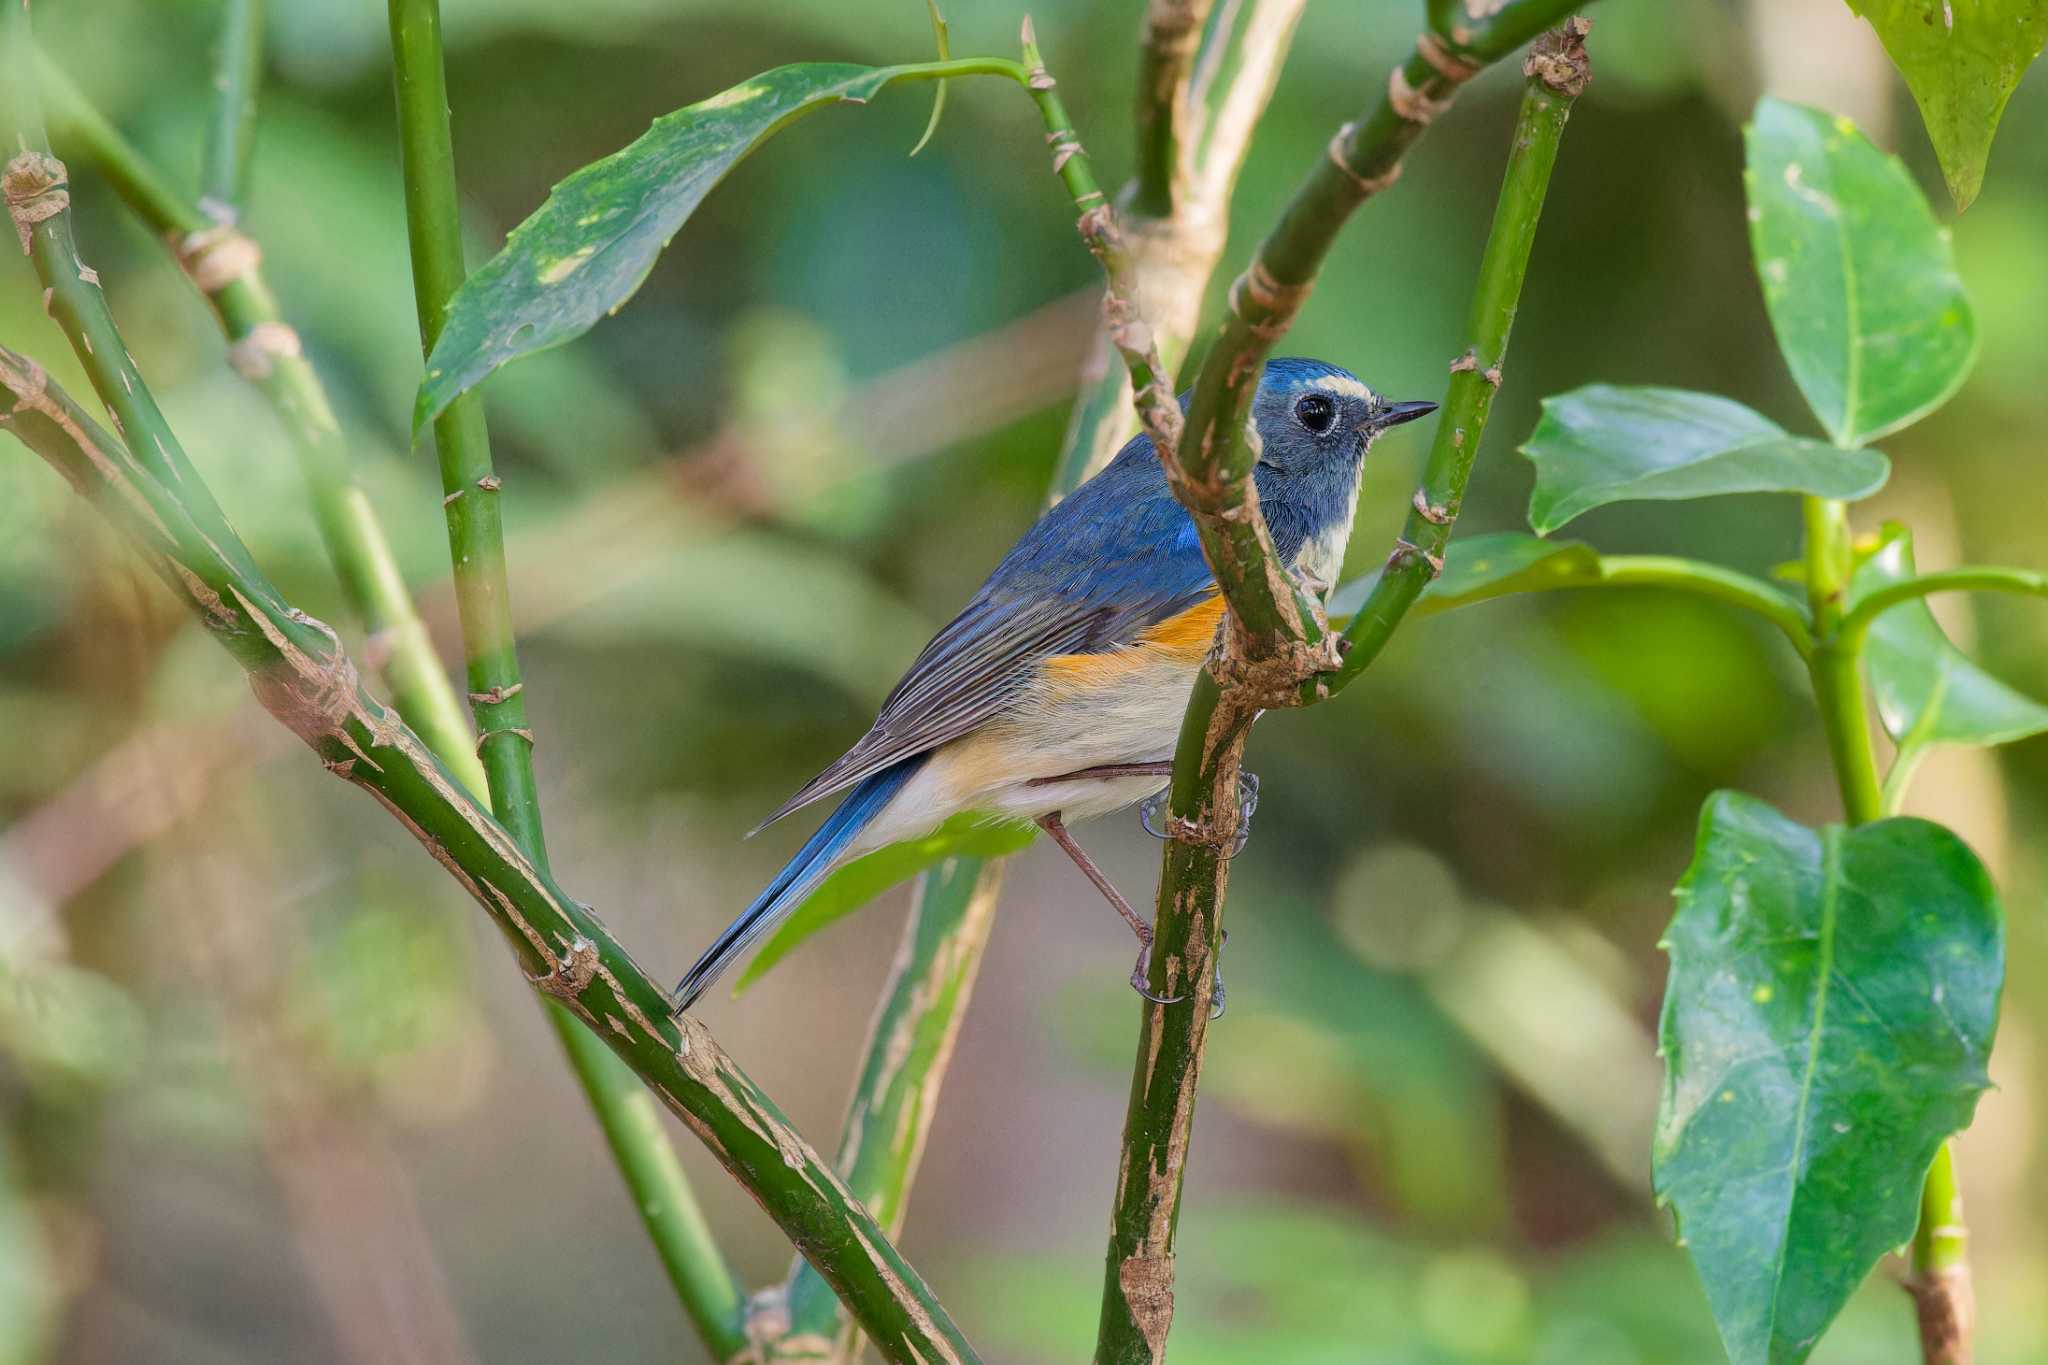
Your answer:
[1210,929,1229,1020]
[1139,770,1259,857]
[1127,922,1185,1006]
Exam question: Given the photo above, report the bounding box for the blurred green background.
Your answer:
[2,1,2045,1361]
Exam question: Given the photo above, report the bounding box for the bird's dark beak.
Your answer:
[1376,399,1438,429]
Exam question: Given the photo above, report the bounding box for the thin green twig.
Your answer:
[1840,564,2048,644]
[1132,0,1213,218]
[201,0,265,211]
[1593,555,1815,659]
[384,2,745,1353]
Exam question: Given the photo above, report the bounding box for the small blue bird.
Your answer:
[673,358,1434,1012]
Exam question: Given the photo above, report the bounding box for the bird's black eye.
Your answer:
[1294,392,1336,434]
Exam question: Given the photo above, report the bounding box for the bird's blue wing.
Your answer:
[758,437,1227,826]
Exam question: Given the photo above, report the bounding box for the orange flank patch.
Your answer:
[1042,596,1224,690]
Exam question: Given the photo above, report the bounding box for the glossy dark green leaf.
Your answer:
[1846,0,2048,211]
[732,813,1035,993]
[1519,385,1888,534]
[418,63,913,429]
[1852,529,2048,749]
[1655,791,2003,1365]
[1327,532,1601,620]
[1745,98,1977,447]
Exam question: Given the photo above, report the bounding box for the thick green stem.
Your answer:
[1803,498,1883,826]
[35,54,483,793]
[384,3,752,1352]
[1799,496,1970,1363]
[1092,28,1589,1365]
[0,343,978,1365]
[1908,1141,1972,1365]
[388,0,543,850]
[201,0,264,211]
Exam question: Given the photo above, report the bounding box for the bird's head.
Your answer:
[1248,358,1435,474]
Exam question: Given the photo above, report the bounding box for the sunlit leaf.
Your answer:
[1328,532,1601,619]
[1519,386,1888,534]
[1846,0,2048,211]
[1655,791,2002,1365]
[418,63,930,429]
[1745,98,1977,447]
[732,813,1035,992]
[1852,527,2048,749]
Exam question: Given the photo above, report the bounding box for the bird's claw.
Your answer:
[1129,929,1185,1005]
[1209,929,1229,1019]
[1137,771,1260,858]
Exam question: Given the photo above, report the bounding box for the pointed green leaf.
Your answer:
[1846,0,2048,211]
[1655,791,2002,1365]
[1519,385,1888,534]
[1853,528,2048,748]
[732,813,1035,994]
[417,64,909,430]
[1328,532,1601,619]
[1745,98,1977,447]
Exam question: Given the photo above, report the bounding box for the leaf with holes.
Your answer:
[1654,791,2002,1365]
[1846,0,2048,211]
[1745,98,1977,448]
[1853,527,2048,750]
[732,813,1034,994]
[1328,532,1601,620]
[417,63,928,430]
[1518,386,1888,534]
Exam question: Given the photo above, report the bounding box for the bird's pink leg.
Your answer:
[1023,761,1174,787]
[1035,811,1185,1005]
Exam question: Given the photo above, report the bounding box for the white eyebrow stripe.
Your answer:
[1313,374,1376,403]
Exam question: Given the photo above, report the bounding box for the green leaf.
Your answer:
[1328,532,1601,620]
[732,813,1035,993]
[1745,98,1978,447]
[1518,386,1889,534]
[1654,791,2003,1365]
[417,63,914,429]
[1846,0,2048,211]
[1853,528,2048,749]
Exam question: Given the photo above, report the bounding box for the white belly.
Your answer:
[845,650,1199,857]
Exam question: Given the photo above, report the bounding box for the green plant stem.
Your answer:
[1132,0,1213,218]
[1800,495,1971,1364]
[384,2,750,1353]
[1803,497,1883,826]
[1321,24,1587,698]
[1594,556,1815,659]
[1908,1141,1971,1365]
[1089,18,1581,1365]
[202,0,264,210]
[0,342,978,1365]
[1052,0,1306,491]
[1840,565,2048,642]
[34,54,484,793]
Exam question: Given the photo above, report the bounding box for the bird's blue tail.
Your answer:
[672,757,923,1012]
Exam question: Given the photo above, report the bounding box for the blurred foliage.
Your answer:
[1,1,2046,1362]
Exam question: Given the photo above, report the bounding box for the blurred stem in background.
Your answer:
[200,0,263,213]
[383,1,746,1355]
[1097,16,1591,1364]
[1052,0,1305,491]
[1802,492,1973,1365]
[32,55,487,796]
